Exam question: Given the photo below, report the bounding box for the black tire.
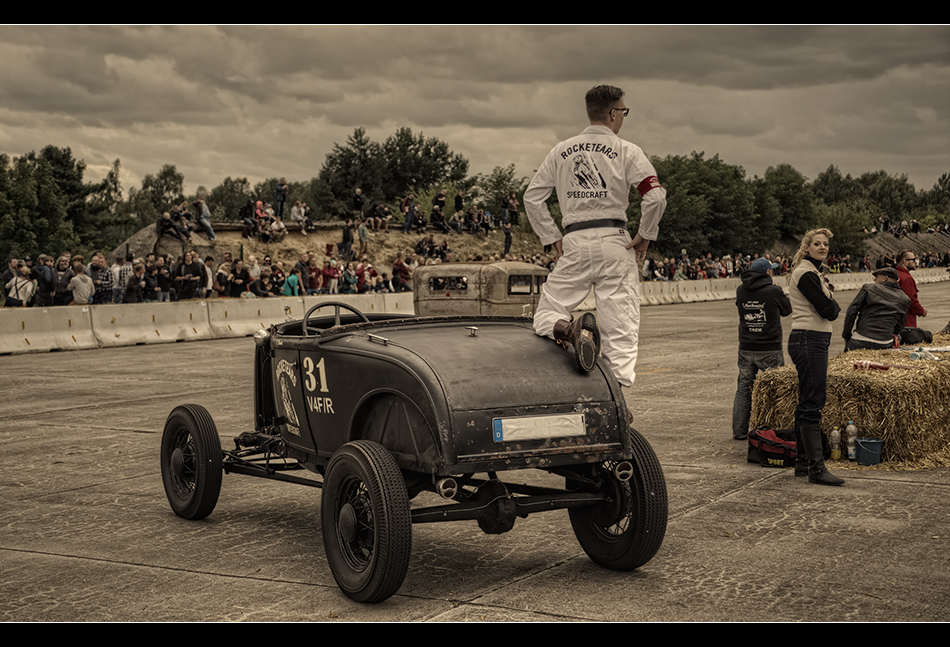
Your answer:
[160,404,223,520]
[321,441,412,603]
[568,427,668,570]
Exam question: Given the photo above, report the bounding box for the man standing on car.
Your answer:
[524,84,666,385]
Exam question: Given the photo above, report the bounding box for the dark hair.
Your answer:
[586,85,625,122]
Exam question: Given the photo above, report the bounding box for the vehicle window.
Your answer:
[536,275,547,290]
[429,276,468,291]
[508,275,533,295]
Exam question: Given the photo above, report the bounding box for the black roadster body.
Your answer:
[161,302,667,602]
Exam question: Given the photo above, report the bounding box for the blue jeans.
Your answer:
[788,330,831,427]
[199,215,215,241]
[732,348,784,438]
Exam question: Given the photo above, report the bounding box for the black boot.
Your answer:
[801,422,844,486]
[794,421,808,477]
[553,312,600,373]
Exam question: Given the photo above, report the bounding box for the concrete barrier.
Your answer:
[90,301,214,347]
[1,267,945,355]
[0,305,97,354]
[708,278,739,301]
[916,268,948,284]
[640,282,665,306]
[303,293,390,319]
[827,272,864,291]
[381,294,416,315]
[676,281,714,303]
[207,297,304,338]
[654,281,680,304]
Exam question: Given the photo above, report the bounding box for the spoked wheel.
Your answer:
[322,441,412,603]
[568,427,668,570]
[160,404,223,520]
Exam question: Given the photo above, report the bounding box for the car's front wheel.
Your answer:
[321,441,412,603]
[160,404,223,520]
[567,427,668,570]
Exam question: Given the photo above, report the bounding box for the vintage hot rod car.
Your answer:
[161,302,668,603]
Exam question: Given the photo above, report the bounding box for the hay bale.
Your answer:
[751,342,950,467]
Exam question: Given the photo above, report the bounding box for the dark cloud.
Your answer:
[0,25,946,194]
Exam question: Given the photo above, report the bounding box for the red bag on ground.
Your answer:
[747,426,797,468]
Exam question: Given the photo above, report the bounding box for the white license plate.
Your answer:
[492,413,586,442]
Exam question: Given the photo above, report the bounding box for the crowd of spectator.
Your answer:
[871,216,950,239]
[641,247,950,283]
[8,178,949,309]
[2,247,419,307]
[154,195,217,243]
[641,253,793,282]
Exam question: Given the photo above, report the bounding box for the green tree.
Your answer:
[858,170,918,221]
[26,146,89,226]
[638,152,758,258]
[16,146,129,255]
[811,164,863,205]
[0,152,78,261]
[133,164,185,227]
[758,163,816,239]
[380,127,469,200]
[470,164,527,214]
[305,176,339,221]
[84,159,137,254]
[916,172,949,226]
[749,179,783,250]
[313,126,470,219]
[209,176,254,221]
[814,201,873,261]
[314,127,387,217]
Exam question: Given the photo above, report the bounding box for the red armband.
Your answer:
[637,176,662,197]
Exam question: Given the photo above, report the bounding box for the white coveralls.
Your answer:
[524,125,666,387]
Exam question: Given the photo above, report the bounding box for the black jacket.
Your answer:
[736,271,792,351]
[842,280,910,343]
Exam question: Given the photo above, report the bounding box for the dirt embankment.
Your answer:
[111,221,950,272]
[110,222,548,270]
[863,231,950,264]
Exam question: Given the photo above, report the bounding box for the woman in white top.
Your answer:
[786,228,843,486]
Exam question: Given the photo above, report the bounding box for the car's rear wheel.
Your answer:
[568,427,667,570]
[322,441,412,603]
[161,404,223,520]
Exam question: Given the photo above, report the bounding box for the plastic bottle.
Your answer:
[846,421,858,461]
[830,427,841,460]
[909,348,937,360]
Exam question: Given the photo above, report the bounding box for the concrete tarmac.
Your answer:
[1,281,947,622]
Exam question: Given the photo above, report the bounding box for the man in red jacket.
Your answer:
[895,250,927,328]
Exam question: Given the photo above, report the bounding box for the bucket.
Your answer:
[855,438,883,466]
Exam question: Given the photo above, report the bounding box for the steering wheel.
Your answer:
[302,301,370,336]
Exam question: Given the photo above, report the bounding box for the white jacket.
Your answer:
[524,125,666,246]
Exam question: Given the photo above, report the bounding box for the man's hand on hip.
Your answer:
[626,233,650,262]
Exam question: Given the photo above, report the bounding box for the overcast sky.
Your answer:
[1,25,947,199]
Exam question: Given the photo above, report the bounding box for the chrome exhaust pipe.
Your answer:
[613,461,634,482]
[436,477,458,500]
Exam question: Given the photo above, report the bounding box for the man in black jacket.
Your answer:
[733,258,792,440]
[842,267,910,351]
